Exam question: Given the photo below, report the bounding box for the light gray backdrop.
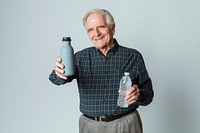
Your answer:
[0,0,200,133]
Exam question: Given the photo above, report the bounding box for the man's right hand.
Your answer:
[54,57,67,80]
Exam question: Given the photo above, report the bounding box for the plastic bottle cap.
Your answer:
[124,72,130,76]
[62,37,71,41]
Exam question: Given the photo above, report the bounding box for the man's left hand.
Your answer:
[125,85,140,105]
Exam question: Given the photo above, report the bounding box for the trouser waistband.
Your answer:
[83,109,136,122]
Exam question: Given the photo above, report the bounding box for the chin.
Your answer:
[93,42,105,48]
[94,45,102,49]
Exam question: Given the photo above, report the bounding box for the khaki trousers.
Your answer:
[79,110,143,133]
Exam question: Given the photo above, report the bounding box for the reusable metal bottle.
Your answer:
[60,37,74,76]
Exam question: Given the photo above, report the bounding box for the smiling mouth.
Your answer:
[94,35,104,41]
[95,38,102,41]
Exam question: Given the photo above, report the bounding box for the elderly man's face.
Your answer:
[86,13,115,51]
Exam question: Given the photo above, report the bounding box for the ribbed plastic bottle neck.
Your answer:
[123,72,130,84]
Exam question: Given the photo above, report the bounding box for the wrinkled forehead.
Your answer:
[85,14,107,28]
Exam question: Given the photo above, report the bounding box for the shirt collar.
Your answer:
[109,38,119,54]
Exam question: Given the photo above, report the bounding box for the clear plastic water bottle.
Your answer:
[117,72,132,108]
[60,37,74,76]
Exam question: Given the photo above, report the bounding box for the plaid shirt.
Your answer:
[49,39,153,116]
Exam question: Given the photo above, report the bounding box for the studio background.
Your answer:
[0,0,199,133]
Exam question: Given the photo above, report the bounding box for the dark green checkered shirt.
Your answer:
[49,39,153,116]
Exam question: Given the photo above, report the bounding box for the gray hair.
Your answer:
[83,8,115,29]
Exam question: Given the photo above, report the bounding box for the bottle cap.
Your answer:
[62,37,71,41]
[124,72,130,76]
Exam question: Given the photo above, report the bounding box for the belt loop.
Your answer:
[99,116,103,121]
[99,116,106,121]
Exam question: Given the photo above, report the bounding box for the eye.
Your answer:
[99,26,105,28]
[87,29,91,33]
[98,26,106,29]
[87,28,93,33]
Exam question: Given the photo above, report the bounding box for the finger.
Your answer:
[54,67,64,74]
[126,86,140,105]
[126,90,136,101]
[126,95,139,105]
[56,56,62,62]
[128,89,140,100]
[55,71,67,80]
[56,57,65,68]
[127,94,139,101]
[127,85,138,95]
[126,99,137,105]
[126,92,136,101]
[55,61,64,69]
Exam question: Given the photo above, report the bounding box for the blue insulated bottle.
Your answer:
[60,37,74,76]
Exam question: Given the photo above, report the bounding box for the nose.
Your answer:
[94,28,100,36]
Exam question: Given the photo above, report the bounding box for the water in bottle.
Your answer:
[117,72,132,108]
[60,37,74,76]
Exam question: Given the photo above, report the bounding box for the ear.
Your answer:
[112,26,115,35]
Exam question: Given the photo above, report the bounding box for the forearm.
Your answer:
[138,78,154,106]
